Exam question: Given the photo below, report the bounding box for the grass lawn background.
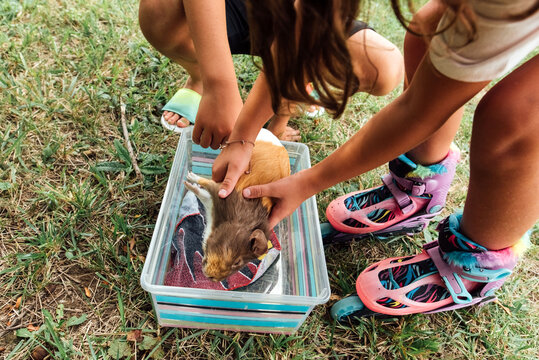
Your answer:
[0,0,537,358]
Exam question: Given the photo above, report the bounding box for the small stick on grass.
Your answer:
[120,103,143,180]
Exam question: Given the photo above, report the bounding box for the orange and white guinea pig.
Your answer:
[184,128,290,282]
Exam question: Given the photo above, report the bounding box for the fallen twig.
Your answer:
[120,103,143,180]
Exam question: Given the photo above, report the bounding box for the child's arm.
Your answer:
[212,72,275,196]
[183,0,243,149]
[212,30,405,195]
[243,56,490,228]
[212,28,404,195]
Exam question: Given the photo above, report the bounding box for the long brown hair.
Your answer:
[246,0,360,118]
[248,0,538,119]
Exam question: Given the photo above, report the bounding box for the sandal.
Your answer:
[325,145,460,243]
[331,213,528,321]
[160,88,201,133]
[303,82,325,118]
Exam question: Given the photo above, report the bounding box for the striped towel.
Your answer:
[164,191,281,290]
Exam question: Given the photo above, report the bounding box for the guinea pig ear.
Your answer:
[249,229,268,257]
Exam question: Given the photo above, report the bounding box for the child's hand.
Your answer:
[192,84,242,149]
[212,143,254,198]
[242,170,312,228]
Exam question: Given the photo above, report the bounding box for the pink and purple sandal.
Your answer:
[331,213,529,321]
[323,145,460,244]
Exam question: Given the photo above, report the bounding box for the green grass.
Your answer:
[1,0,537,359]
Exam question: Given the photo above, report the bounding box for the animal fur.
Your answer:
[183,129,290,281]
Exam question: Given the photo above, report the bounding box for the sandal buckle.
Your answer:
[400,200,415,214]
[411,182,426,196]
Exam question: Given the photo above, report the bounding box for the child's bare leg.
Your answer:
[401,0,464,165]
[348,17,461,165]
[326,1,461,238]
[139,0,202,128]
[461,55,539,250]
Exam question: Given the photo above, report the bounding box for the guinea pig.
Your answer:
[183,128,290,282]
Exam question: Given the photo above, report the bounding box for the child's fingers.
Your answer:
[218,169,243,198]
[243,184,284,227]
[212,161,227,183]
[198,129,212,148]
[192,120,202,145]
[242,184,267,199]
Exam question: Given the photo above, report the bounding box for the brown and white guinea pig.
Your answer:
[183,128,290,282]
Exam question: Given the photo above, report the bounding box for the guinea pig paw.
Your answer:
[184,180,212,203]
[186,171,201,184]
[183,180,199,194]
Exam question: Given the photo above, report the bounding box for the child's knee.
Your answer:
[139,0,162,40]
[473,86,539,167]
[375,46,404,95]
[475,57,539,133]
[139,0,189,51]
[352,30,404,95]
[475,85,538,137]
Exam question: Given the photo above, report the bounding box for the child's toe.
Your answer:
[166,113,179,124]
[176,118,190,127]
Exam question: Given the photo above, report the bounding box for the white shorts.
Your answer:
[429,0,539,82]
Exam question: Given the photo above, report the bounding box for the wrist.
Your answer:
[219,139,255,150]
[202,73,238,91]
[228,124,260,145]
[294,168,319,200]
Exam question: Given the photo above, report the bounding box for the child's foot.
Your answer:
[273,125,301,141]
[266,110,301,142]
[267,121,301,141]
[163,77,203,128]
[302,104,325,118]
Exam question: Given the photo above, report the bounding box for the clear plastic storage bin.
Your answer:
[140,128,330,334]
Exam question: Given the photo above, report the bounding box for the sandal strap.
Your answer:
[424,241,474,304]
[162,88,201,124]
[393,176,428,196]
[423,240,514,304]
[424,295,496,314]
[381,174,415,214]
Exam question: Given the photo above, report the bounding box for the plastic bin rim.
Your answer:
[140,273,330,305]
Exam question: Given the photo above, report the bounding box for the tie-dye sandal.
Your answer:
[323,145,460,244]
[303,83,325,117]
[331,213,529,322]
[160,88,201,133]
